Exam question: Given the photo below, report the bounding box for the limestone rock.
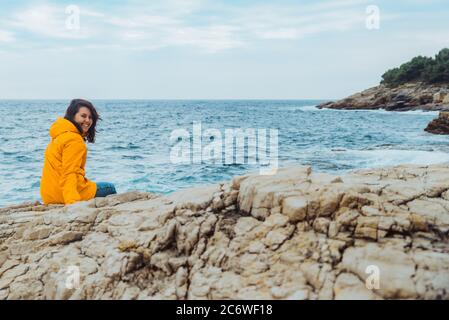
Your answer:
[334,273,380,300]
[282,197,307,222]
[317,82,449,112]
[1,164,449,299]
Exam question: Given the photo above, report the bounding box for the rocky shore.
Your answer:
[317,82,449,111]
[1,165,449,300]
[425,111,449,134]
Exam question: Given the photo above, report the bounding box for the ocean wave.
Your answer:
[366,109,439,116]
[297,105,319,111]
[317,107,438,116]
[342,108,437,116]
[106,143,141,151]
[337,148,449,168]
[122,155,144,160]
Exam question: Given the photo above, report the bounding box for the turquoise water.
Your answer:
[1,100,448,207]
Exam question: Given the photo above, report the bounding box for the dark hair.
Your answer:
[64,99,100,143]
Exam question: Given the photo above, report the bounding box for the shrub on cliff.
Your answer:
[424,48,449,84]
[381,48,449,87]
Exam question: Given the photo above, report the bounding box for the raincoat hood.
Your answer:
[49,117,81,140]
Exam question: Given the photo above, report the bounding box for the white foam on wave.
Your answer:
[366,109,439,116]
[341,149,449,168]
[318,107,438,116]
[297,105,320,111]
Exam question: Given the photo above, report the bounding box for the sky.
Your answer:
[0,0,448,99]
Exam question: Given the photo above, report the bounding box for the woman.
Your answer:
[40,99,117,205]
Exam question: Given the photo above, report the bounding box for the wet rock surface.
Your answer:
[425,111,449,134]
[1,165,449,300]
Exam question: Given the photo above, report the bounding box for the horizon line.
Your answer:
[0,98,333,101]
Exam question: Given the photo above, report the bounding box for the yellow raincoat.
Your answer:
[40,117,97,204]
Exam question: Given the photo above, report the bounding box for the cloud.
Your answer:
[114,24,243,53]
[0,1,395,52]
[166,25,244,52]
[0,29,15,42]
[298,0,371,13]
[105,1,372,51]
[9,4,92,39]
[106,15,180,28]
[102,4,244,53]
[248,10,366,40]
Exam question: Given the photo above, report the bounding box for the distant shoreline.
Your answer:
[317,82,449,112]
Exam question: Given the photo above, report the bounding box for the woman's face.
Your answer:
[74,106,92,134]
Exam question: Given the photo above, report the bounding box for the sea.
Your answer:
[1,99,448,207]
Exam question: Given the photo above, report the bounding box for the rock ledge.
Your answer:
[1,165,449,300]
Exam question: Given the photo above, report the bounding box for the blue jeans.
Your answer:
[95,182,117,198]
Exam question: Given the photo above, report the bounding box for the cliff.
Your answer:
[1,165,449,300]
[317,82,449,111]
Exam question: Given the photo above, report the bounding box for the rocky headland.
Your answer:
[317,82,449,112]
[1,164,449,300]
[317,48,449,113]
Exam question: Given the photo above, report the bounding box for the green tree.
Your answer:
[380,48,449,86]
[424,48,449,83]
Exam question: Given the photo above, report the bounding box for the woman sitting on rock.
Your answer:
[40,99,117,205]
